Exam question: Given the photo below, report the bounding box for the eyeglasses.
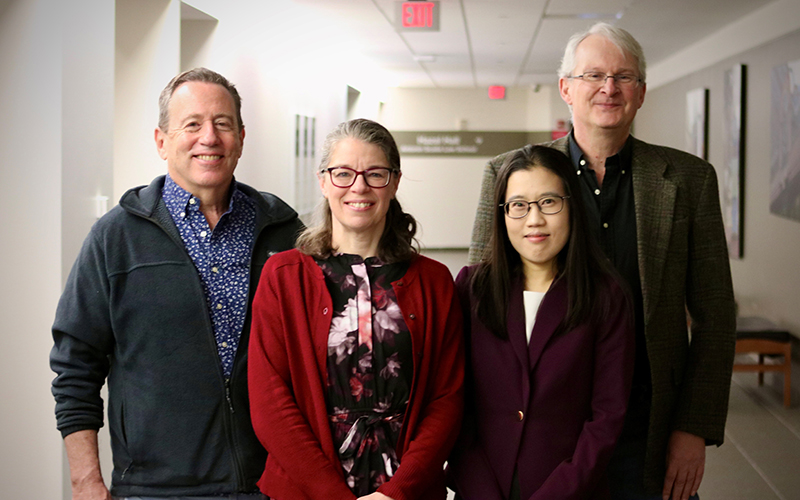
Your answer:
[323,166,398,188]
[568,72,642,88]
[500,196,570,219]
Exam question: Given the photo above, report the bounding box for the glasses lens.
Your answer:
[364,168,391,187]
[538,197,563,215]
[505,201,530,218]
[329,168,355,187]
[583,72,605,83]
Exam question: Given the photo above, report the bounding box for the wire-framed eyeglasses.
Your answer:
[568,72,642,88]
[323,166,398,188]
[500,196,570,219]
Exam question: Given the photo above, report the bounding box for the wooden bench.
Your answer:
[733,316,793,408]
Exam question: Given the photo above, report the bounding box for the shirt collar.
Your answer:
[162,174,251,222]
[567,131,634,174]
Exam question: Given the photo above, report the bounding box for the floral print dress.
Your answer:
[317,253,413,495]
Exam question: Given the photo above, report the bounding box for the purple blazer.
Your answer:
[448,266,634,500]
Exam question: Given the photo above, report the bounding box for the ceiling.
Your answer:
[290,0,774,88]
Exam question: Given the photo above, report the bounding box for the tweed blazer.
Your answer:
[467,136,736,491]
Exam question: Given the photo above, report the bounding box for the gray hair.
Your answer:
[158,67,243,131]
[557,22,646,83]
[318,118,401,173]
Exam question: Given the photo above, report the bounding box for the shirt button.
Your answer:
[222,341,228,348]
[200,230,207,237]
[622,169,626,175]
[189,198,196,205]
[212,266,219,273]
[594,189,601,195]
[216,303,223,310]
[603,222,609,228]
[517,411,524,421]
[577,170,582,175]
[180,212,186,218]
[323,307,329,315]
[580,159,586,166]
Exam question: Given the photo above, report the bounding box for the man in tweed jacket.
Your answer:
[468,23,735,500]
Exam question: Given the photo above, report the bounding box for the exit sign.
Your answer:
[395,1,440,31]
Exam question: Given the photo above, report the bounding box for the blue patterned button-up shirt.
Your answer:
[162,175,256,378]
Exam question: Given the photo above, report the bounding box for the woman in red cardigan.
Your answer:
[248,118,464,500]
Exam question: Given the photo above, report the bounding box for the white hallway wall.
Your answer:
[0,1,63,497]
[635,25,800,335]
[0,0,115,498]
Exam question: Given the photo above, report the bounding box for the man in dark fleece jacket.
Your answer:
[50,68,302,500]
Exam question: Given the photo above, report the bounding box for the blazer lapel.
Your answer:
[631,138,677,324]
[528,277,568,372]
[507,278,531,373]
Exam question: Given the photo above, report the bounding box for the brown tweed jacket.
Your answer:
[468,135,736,492]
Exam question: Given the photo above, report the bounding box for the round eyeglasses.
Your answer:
[323,166,398,188]
[568,72,642,88]
[500,196,570,219]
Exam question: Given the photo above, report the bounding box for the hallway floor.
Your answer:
[700,355,800,500]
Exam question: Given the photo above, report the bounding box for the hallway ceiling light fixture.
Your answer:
[413,54,437,62]
[543,10,625,21]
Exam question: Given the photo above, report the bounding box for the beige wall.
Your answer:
[635,29,800,334]
[382,85,568,131]
[113,0,179,201]
[380,86,568,248]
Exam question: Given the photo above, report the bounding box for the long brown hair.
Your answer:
[296,118,418,263]
[471,145,620,338]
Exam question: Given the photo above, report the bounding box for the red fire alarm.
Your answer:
[488,85,506,100]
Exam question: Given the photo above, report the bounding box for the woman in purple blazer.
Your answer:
[448,145,635,500]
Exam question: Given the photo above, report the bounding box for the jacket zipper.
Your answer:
[224,377,235,414]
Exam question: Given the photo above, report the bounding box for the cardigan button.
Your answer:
[409,313,416,320]
[323,307,328,315]
[517,410,524,421]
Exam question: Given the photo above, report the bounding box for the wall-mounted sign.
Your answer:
[395,1,440,32]
[392,131,553,157]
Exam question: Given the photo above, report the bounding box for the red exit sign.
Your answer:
[395,1,440,31]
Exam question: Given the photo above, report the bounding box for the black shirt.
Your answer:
[567,133,650,440]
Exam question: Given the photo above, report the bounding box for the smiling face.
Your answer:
[155,81,244,197]
[559,34,646,138]
[505,166,570,279]
[320,137,400,252]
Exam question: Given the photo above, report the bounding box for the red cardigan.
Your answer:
[248,249,465,500]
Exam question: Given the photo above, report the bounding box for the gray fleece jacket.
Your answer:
[50,175,303,497]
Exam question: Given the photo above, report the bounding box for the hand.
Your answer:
[662,430,705,500]
[64,430,112,500]
[357,493,395,500]
[72,478,111,500]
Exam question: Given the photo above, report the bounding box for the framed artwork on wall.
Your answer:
[722,64,746,258]
[770,59,800,223]
[686,87,708,160]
